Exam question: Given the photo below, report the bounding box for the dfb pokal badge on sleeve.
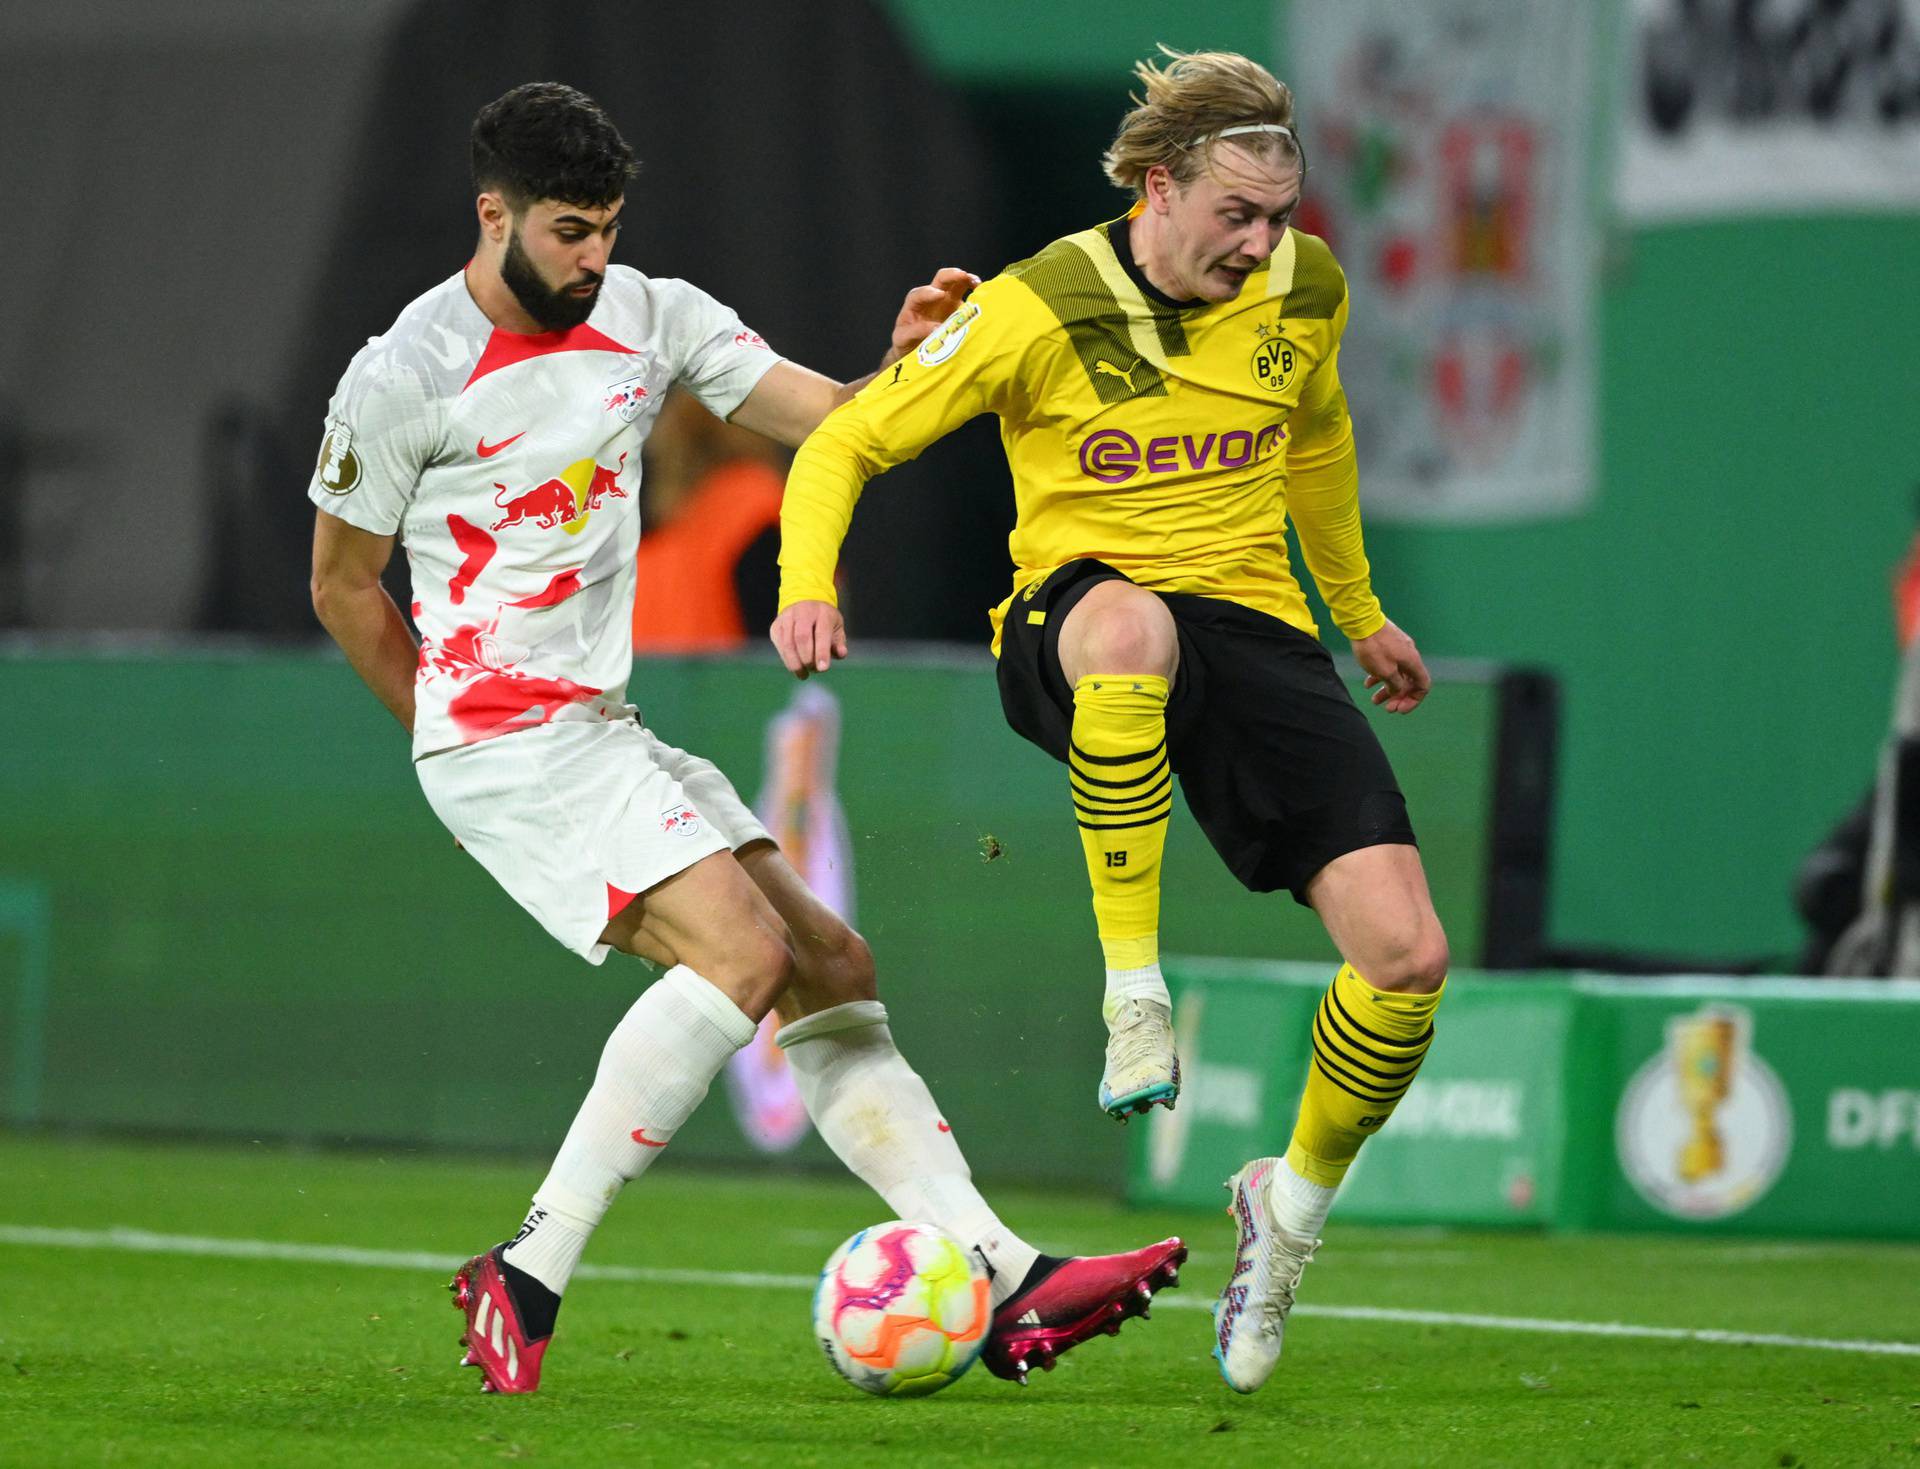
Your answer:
[316,420,361,494]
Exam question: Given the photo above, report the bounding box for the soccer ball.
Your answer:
[813,1221,992,1396]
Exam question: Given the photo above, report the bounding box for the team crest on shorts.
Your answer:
[660,802,705,837]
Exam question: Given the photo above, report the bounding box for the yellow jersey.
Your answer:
[779,211,1386,653]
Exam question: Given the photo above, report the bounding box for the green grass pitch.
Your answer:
[5,1133,1918,1468]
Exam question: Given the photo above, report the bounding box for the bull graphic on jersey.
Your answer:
[491,452,629,534]
[417,530,629,744]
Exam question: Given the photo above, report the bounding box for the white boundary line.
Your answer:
[9,1224,1918,1359]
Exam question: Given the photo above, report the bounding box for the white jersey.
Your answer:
[308,265,782,758]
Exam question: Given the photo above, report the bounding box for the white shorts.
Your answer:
[417,716,771,963]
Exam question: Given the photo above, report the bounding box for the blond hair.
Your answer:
[1102,47,1301,195]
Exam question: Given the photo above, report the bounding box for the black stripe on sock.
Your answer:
[1077,800,1174,826]
[1075,795,1175,821]
[1312,1016,1426,1086]
[1313,1029,1420,1083]
[1067,751,1171,790]
[1071,771,1173,810]
[1316,1000,1432,1070]
[1076,810,1177,832]
[1311,1048,1414,1104]
[1069,737,1167,768]
[1327,983,1436,1052]
[1309,1053,1409,1106]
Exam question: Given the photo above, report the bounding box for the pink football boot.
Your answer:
[983,1237,1187,1383]
[450,1246,554,1394]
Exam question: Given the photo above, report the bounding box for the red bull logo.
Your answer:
[660,802,704,837]
[491,452,628,534]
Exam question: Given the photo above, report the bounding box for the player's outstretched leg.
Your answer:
[1214,848,1447,1393]
[455,855,786,1395]
[453,963,759,1393]
[743,843,1188,1384]
[1058,581,1181,1122]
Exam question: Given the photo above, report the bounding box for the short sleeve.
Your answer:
[653,278,784,421]
[305,348,440,535]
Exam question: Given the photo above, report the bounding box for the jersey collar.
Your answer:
[1106,205,1205,312]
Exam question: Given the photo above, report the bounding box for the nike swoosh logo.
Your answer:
[476,432,527,458]
[631,1127,671,1148]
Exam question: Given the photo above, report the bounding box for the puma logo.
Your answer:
[1093,357,1139,391]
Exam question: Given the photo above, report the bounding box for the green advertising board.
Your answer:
[1134,962,1920,1239]
[1563,978,1920,1239]
[0,648,1506,1191]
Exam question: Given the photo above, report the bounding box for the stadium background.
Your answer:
[2,0,1917,1202]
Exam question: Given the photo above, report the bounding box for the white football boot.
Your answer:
[1098,996,1180,1120]
[1212,1157,1319,1393]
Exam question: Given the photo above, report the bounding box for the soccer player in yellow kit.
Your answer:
[773,49,1447,1393]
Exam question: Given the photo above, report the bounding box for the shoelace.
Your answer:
[1105,1000,1174,1076]
[1252,1236,1319,1338]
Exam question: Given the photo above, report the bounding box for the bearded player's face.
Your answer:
[500,197,624,332]
[1160,145,1301,303]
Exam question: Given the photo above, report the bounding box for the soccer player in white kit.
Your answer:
[307,82,1184,1396]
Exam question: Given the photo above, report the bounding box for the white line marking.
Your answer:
[8,1224,1917,1359]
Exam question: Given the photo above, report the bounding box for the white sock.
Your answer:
[778,1000,1041,1305]
[499,1201,589,1296]
[502,964,756,1295]
[1103,963,1170,1016]
[1267,1154,1340,1241]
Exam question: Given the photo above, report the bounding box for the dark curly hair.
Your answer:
[470,82,638,211]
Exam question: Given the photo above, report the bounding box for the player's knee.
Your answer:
[1367,931,1450,994]
[1064,587,1178,681]
[723,926,798,1021]
[824,925,878,1002]
[793,917,878,1005]
[1081,605,1176,676]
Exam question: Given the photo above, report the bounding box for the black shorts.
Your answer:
[996,559,1416,904]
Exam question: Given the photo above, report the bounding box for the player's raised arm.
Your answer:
[771,276,1035,677]
[726,269,980,449]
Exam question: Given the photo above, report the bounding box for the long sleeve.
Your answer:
[1285,297,1385,642]
[778,280,1038,610]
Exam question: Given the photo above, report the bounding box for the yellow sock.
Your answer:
[1285,964,1444,1187]
[1070,674,1172,972]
